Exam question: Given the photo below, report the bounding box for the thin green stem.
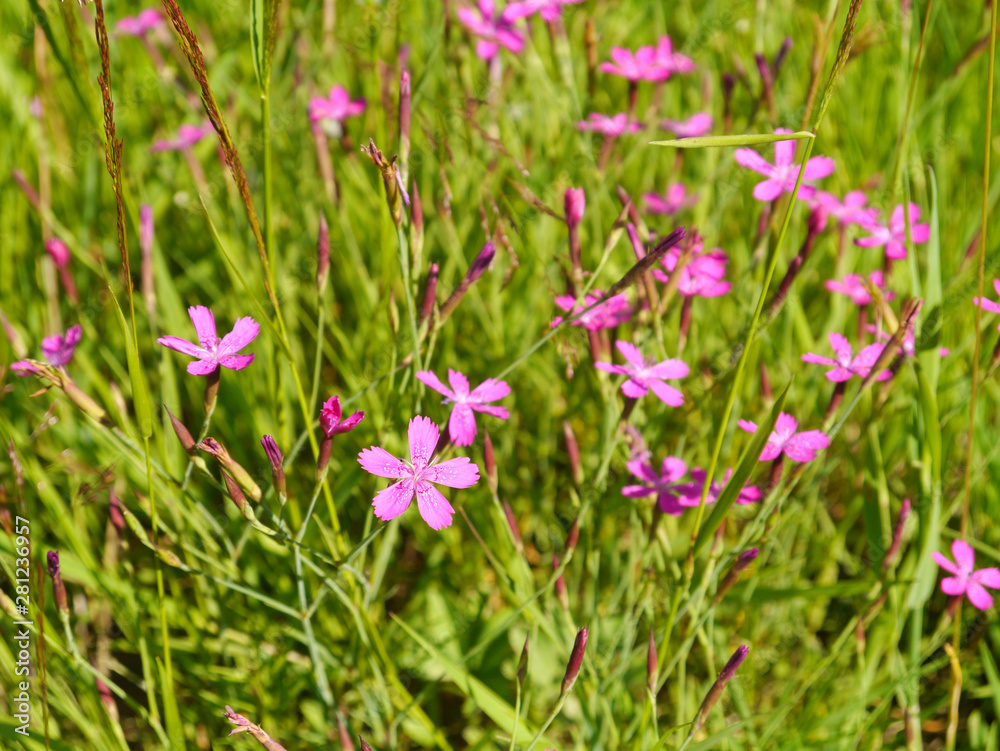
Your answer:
[396,223,423,398]
[310,302,326,417]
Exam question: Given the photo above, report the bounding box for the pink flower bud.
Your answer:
[261,435,287,502]
[47,550,69,614]
[690,645,748,738]
[45,238,71,268]
[419,262,438,325]
[560,627,588,694]
[164,405,197,455]
[564,187,585,229]
[199,437,262,502]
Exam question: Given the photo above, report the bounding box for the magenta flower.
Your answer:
[552,290,631,330]
[674,468,762,508]
[622,455,691,515]
[660,113,712,139]
[737,412,830,462]
[151,122,214,152]
[654,35,695,76]
[644,183,696,215]
[11,324,83,376]
[824,271,893,306]
[116,8,163,37]
[577,112,643,137]
[506,0,583,22]
[866,323,948,359]
[358,416,480,530]
[308,85,366,124]
[320,395,364,437]
[734,128,835,201]
[157,306,258,375]
[45,238,71,268]
[974,278,1000,333]
[932,539,1000,610]
[595,340,689,405]
[456,0,525,60]
[813,190,879,227]
[652,243,731,298]
[801,332,891,382]
[600,46,666,82]
[855,203,930,260]
[416,369,511,446]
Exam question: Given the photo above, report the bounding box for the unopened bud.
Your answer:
[164,405,197,455]
[883,498,911,568]
[483,431,497,494]
[564,187,585,230]
[560,627,588,695]
[690,645,748,738]
[261,435,287,504]
[607,228,685,298]
[317,211,330,293]
[362,138,404,225]
[359,737,373,751]
[45,238,71,268]
[222,472,259,523]
[337,713,355,751]
[563,420,583,486]
[0,507,11,536]
[108,489,125,534]
[47,550,69,614]
[419,262,438,325]
[199,437,262,502]
[439,242,496,322]
[714,548,759,605]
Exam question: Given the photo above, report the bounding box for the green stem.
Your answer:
[396,223,423,398]
[309,302,326,418]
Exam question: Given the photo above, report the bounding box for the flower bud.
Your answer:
[560,627,588,695]
[883,498,911,568]
[199,437,262,502]
[439,242,496,322]
[108,489,125,534]
[47,550,69,614]
[337,713,355,751]
[164,405,197,455]
[359,738,373,751]
[564,187,585,230]
[317,211,330,293]
[714,548,759,605]
[690,645,748,738]
[261,435,287,504]
[0,507,11,536]
[45,238,71,268]
[607,227,685,297]
[419,262,438,326]
[565,516,580,556]
[563,420,583,487]
[362,138,404,225]
[223,472,260,524]
[318,395,364,479]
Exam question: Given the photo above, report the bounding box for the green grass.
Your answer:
[1,0,1000,749]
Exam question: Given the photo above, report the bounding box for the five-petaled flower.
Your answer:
[595,340,689,405]
[855,203,930,260]
[116,8,163,37]
[358,416,480,530]
[674,468,762,509]
[660,113,712,139]
[11,324,83,376]
[456,0,525,60]
[416,369,510,446]
[577,112,643,138]
[644,183,696,215]
[824,271,893,306]
[734,128,834,201]
[622,455,691,515]
[801,332,891,382]
[552,290,631,330]
[738,412,831,462]
[308,85,366,124]
[600,45,666,82]
[157,306,259,375]
[973,279,1000,332]
[813,190,879,227]
[932,539,1000,610]
[320,395,365,437]
[652,242,732,299]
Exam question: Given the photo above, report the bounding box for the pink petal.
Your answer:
[662,456,687,482]
[885,240,908,260]
[219,354,255,370]
[738,419,758,433]
[219,317,259,355]
[781,441,817,463]
[648,380,684,406]
[358,447,410,478]
[496,28,524,53]
[595,362,631,376]
[951,539,976,574]
[416,370,455,399]
[759,443,782,461]
[734,148,776,178]
[476,40,499,59]
[994,278,1000,298]
[627,460,660,484]
[649,358,690,380]
[623,484,656,499]
[447,369,471,397]
[457,7,492,35]
[971,567,1000,589]
[621,379,648,398]
[773,138,795,169]
[187,359,219,376]
[469,404,509,419]
[423,456,480,488]
[188,305,216,344]
[658,492,686,516]
[331,410,364,435]
[785,431,830,463]
[966,582,994,610]
[408,416,439,465]
[615,340,647,369]
[825,367,855,382]
[974,297,1000,314]
[157,335,206,358]
[940,576,967,596]
[753,179,785,202]
[469,377,511,403]
[738,484,763,504]
[801,353,837,367]
[774,412,798,435]
[448,403,477,447]
[829,332,853,362]
[910,223,930,243]
[415,481,456,530]
[932,551,959,575]
[372,479,414,521]
[802,155,835,180]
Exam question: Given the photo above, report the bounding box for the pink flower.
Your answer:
[973,279,1000,332]
[600,46,666,82]
[151,122,214,152]
[416,369,511,446]
[855,203,930,260]
[865,323,948,360]
[652,243,731,298]
[505,0,583,22]
[358,416,480,530]
[801,332,891,382]
[577,113,643,137]
[824,271,893,306]
[654,35,695,76]
[737,412,830,462]
[308,85,366,124]
[813,190,879,226]
[319,395,364,437]
[552,290,631,330]
[660,113,712,139]
[595,340,689,405]
[643,183,696,215]
[622,455,691,515]
[157,306,259,375]
[457,0,525,60]
[116,8,163,37]
[41,325,83,367]
[734,128,835,201]
[674,468,762,509]
[45,238,71,268]
[932,539,1000,610]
